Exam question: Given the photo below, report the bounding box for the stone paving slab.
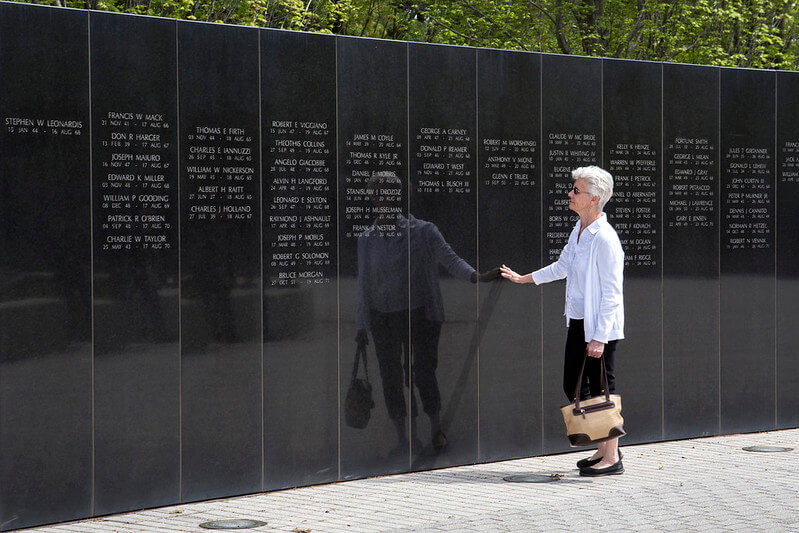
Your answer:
[23,429,799,532]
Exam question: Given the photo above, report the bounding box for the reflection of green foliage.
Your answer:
[16,0,799,68]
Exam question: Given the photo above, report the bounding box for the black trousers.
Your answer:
[563,319,617,402]
[369,308,442,419]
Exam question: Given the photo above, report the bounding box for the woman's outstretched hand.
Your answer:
[500,264,528,284]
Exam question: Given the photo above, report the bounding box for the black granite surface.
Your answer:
[261,29,339,490]
[178,20,262,502]
[336,36,411,479]
[776,71,799,429]
[662,63,720,439]
[408,42,478,471]
[0,3,795,529]
[719,68,775,434]
[476,48,542,462]
[540,54,603,453]
[0,4,92,529]
[90,12,181,515]
[603,59,663,444]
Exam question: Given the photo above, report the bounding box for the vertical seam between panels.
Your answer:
[718,69,722,435]
[406,42,412,470]
[335,36,342,481]
[258,29,265,490]
[774,71,778,429]
[474,48,480,462]
[87,11,95,515]
[661,63,665,440]
[539,54,545,453]
[175,20,183,501]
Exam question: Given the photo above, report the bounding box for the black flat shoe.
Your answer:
[576,456,602,469]
[576,450,622,469]
[579,459,624,477]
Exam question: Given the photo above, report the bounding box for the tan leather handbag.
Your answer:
[560,354,625,447]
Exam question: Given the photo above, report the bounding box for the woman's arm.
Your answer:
[500,265,534,284]
[502,237,573,285]
[592,233,624,344]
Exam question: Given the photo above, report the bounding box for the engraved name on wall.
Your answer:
[96,111,174,252]
[266,119,334,286]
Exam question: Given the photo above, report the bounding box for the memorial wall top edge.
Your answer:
[1,0,796,74]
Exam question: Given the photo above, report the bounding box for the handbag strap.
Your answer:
[572,352,611,411]
[351,344,369,382]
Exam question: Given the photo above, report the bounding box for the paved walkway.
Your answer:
[27,429,799,532]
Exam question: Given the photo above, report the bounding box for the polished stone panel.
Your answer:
[776,71,799,429]
[408,42,478,470]
[178,21,262,501]
[261,29,338,490]
[337,36,410,478]
[91,12,180,515]
[603,58,663,444]
[540,54,603,453]
[720,68,775,433]
[0,4,92,530]
[662,63,720,439]
[476,49,542,462]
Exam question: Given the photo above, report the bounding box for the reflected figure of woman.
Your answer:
[356,171,498,454]
[501,166,625,476]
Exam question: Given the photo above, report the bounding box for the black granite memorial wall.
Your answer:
[603,59,663,443]
[90,12,181,515]
[540,54,603,452]
[476,49,542,462]
[178,20,262,503]
[408,42,478,470]
[719,68,775,434]
[0,4,91,530]
[662,63,720,439]
[336,36,410,479]
[1,2,797,529]
[261,29,339,491]
[776,71,799,429]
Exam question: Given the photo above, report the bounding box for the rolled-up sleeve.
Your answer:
[592,234,624,343]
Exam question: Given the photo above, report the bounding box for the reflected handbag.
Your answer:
[345,343,375,429]
[560,354,625,447]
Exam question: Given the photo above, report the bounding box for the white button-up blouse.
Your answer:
[532,213,625,344]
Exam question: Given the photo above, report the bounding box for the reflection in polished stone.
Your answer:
[356,172,482,456]
[3,3,799,528]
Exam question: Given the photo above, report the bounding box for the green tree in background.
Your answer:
[13,0,799,68]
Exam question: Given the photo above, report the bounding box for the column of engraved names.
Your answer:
[724,146,773,250]
[545,132,598,262]
[780,140,799,185]
[666,137,715,229]
[481,137,536,187]
[414,127,471,195]
[608,143,658,268]
[343,132,403,239]
[96,111,173,252]
[184,125,257,224]
[266,120,334,287]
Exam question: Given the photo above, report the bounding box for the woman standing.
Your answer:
[500,166,625,476]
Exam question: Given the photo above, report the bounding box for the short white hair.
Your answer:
[572,166,613,210]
